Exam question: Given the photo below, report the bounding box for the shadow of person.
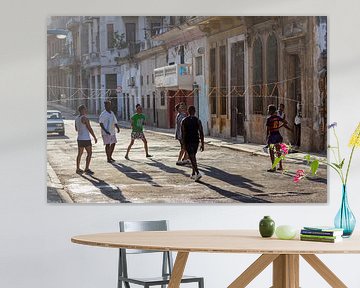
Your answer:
[80,174,131,202]
[146,158,188,176]
[196,180,271,203]
[111,162,161,187]
[199,164,265,192]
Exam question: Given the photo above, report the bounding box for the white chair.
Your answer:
[118,220,204,288]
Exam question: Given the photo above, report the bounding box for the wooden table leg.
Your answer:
[272,254,299,288]
[168,251,189,288]
[301,254,347,288]
[228,254,279,288]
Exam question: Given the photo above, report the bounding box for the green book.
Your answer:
[300,234,340,240]
[300,235,342,243]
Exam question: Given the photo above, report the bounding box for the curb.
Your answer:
[47,162,74,203]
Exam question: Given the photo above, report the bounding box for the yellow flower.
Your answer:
[349,123,360,148]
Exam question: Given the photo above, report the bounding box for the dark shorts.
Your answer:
[268,131,283,145]
[185,142,199,155]
[131,131,145,140]
[77,140,92,148]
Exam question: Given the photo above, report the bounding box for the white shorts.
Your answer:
[102,134,117,145]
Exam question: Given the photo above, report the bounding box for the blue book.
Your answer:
[302,226,343,236]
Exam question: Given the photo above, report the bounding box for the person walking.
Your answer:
[99,100,120,163]
[75,105,97,175]
[125,104,152,160]
[294,101,302,148]
[266,104,291,172]
[181,105,204,181]
[277,103,286,120]
[175,102,190,165]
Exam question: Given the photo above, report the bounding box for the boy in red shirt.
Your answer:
[266,104,291,172]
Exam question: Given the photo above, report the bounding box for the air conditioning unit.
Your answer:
[197,47,205,54]
[127,77,135,87]
[141,39,152,51]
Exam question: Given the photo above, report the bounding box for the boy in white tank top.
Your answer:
[75,105,97,174]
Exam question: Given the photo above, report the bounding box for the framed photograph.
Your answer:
[47,16,327,204]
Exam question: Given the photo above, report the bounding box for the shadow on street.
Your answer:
[80,174,130,203]
[196,180,271,203]
[111,162,161,187]
[199,164,265,192]
[146,159,189,176]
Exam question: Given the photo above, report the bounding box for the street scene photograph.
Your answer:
[47,16,327,204]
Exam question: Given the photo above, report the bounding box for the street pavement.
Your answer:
[47,105,327,204]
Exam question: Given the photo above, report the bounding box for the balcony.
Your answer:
[66,17,80,29]
[82,52,101,68]
[115,42,141,63]
[129,42,141,56]
[47,53,74,70]
[140,39,152,51]
[154,64,193,90]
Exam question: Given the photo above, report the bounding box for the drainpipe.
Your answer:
[193,82,199,118]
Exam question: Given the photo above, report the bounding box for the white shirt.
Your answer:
[99,110,118,136]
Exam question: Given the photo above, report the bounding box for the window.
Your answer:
[150,22,161,36]
[107,24,114,49]
[146,75,149,85]
[147,94,150,108]
[160,91,165,106]
[152,74,154,84]
[179,16,186,24]
[219,45,227,115]
[209,47,217,114]
[125,23,136,44]
[140,75,143,85]
[195,56,202,76]
[141,95,145,108]
[253,37,263,114]
[169,16,175,26]
[179,45,185,64]
[266,34,278,107]
[81,24,89,54]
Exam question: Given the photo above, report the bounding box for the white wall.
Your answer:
[1,1,360,288]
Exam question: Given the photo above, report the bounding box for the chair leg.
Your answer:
[199,278,204,288]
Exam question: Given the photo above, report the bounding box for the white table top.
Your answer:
[71,230,360,254]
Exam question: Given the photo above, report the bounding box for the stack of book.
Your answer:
[300,226,344,243]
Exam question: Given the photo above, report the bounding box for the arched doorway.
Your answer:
[287,54,302,148]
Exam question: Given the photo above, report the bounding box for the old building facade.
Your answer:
[47,16,327,152]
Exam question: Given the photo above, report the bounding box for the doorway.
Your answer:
[230,40,245,138]
[287,55,302,147]
[105,74,117,115]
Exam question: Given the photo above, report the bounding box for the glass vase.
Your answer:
[334,185,356,237]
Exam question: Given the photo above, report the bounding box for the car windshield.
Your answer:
[47,112,61,119]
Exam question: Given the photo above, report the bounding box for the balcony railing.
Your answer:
[154,64,193,90]
[82,52,100,68]
[47,53,74,69]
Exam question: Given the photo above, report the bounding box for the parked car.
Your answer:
[47,110,65,136]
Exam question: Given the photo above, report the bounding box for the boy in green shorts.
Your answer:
[125,104,152,160]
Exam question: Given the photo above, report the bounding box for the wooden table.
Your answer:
[71,230,360,288]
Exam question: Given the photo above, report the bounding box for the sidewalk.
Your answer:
[48,103,326,164]
[129,122,326,165]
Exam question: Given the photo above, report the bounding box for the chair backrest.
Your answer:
[119,220,168,254]
[118,220,174,284]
